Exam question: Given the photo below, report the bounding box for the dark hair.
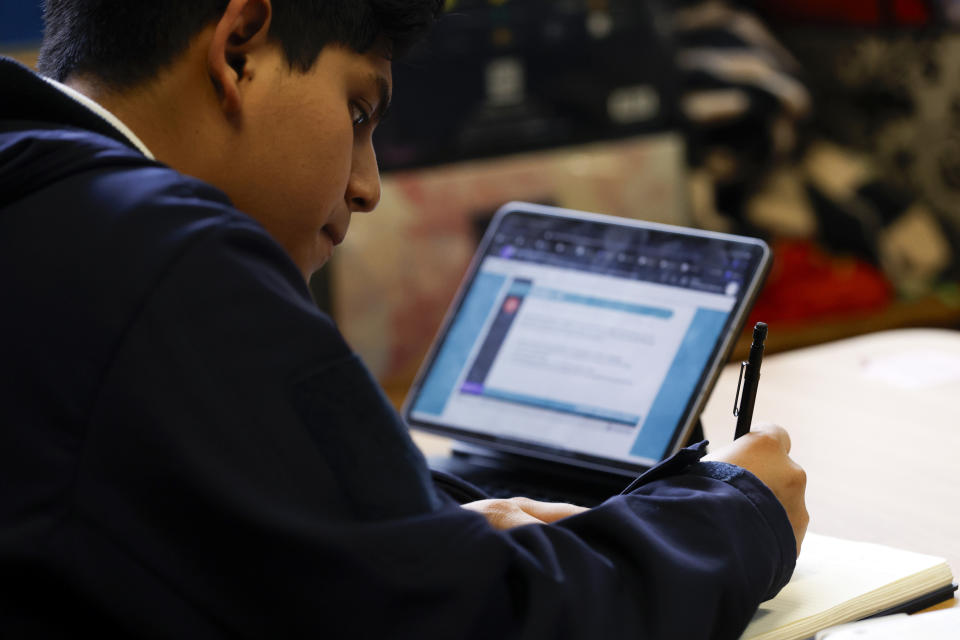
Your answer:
[37,0,444,89]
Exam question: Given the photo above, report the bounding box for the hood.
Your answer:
[0,56,148,208]
[0,125,150,209]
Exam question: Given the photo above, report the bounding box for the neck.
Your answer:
[63,38,230,186]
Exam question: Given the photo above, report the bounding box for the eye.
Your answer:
[350,101,370,127]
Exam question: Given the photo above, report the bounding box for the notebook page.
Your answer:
[816,607,960,639]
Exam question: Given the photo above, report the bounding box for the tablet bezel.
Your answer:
[402,202,771,475]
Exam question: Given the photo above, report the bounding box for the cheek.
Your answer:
[270,130,353,230]
[300,128,355,210]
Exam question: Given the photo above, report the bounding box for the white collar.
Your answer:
[43,76,155,160]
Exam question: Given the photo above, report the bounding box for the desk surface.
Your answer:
[701,329,960,583]
[406,328,960,606]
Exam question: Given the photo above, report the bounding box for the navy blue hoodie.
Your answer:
[0,57,795,639]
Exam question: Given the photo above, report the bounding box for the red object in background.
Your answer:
[758,0,931,26]
[746,239,894,328]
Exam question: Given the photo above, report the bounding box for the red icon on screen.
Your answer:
[503,297,520,314]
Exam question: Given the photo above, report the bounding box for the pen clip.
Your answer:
[733,361,747,417]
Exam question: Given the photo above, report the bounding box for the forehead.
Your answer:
[318,44,392,88]
[358,47,393,86]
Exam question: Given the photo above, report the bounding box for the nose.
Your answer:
[346,143,381,213]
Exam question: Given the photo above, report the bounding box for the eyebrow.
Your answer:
[370,73,392,123]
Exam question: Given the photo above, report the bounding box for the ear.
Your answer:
[207,0,272,120]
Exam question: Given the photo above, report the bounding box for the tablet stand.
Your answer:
[436,418,709,507]
[447,418,708,470]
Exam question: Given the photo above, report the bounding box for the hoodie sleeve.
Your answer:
[73,214,795,640]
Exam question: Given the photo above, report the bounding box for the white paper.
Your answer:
[815,607,960,639]
[861,350,960,389]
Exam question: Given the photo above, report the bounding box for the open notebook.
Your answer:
[741,533,957,640]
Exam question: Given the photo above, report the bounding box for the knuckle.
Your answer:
[758,424,790,450]
[751,431,782,452]
[795,466,807,489]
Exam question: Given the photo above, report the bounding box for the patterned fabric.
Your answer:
[673,0,959,302]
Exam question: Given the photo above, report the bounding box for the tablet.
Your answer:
[404,202,771,474]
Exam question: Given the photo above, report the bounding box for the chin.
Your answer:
[308,251,333,278]
[300,255,325,280]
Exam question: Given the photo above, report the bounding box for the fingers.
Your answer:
[507,497,588,523]
[462,498,588,531]
[462,499,546,531]
[764,423,791,453]
[703,423,791,466]
[750,423,791,453]
[703,424,808,556]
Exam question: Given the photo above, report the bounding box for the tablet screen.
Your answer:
[405,204,770,472]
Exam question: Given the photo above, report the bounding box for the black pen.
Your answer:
[734,322,767,439]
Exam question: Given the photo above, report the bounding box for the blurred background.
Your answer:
[5,0,960,392]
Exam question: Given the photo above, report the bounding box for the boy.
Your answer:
[0,1,806,637]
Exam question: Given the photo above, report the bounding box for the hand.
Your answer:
[705,424,808,555]
[462,496,589,531]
